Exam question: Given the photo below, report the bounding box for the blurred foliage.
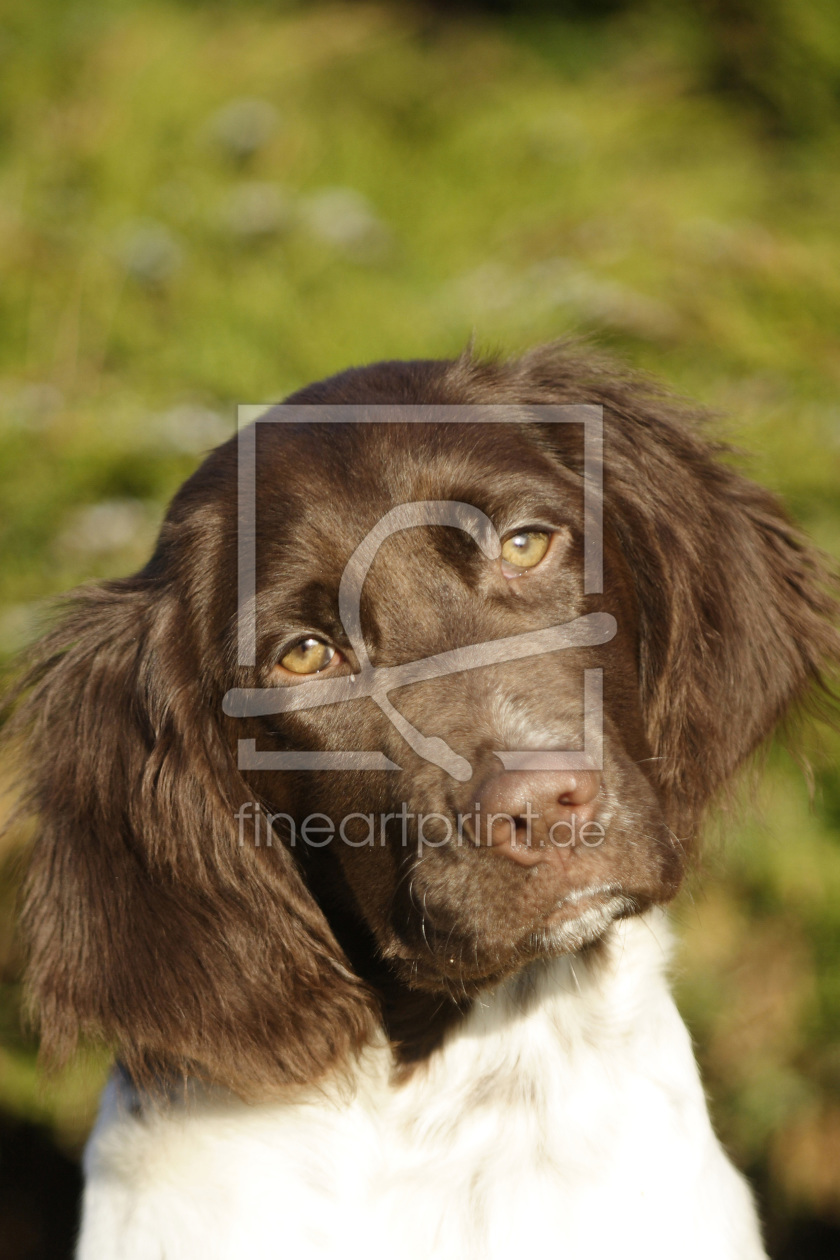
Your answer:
[0,0,839,1254]
[445,0,840,135]
[690,0,840,135]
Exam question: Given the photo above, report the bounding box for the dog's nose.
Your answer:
[471,768,602,866]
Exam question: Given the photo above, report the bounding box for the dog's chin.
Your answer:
[404,887,642,994]
[534,887,641,957]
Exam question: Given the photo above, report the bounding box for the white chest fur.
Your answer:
[77,912,767,1260]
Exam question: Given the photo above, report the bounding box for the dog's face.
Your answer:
[238,419,677,992]
[9,347,839,1095]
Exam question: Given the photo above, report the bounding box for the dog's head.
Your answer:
[7,345,839,1095]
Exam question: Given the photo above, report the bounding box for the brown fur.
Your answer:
[4,343,839,1098]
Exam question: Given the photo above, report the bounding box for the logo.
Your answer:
[223,405,612,780]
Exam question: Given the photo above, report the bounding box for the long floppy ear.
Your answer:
[596,395,840,832]
[4,576,375,1098]
[454,344,840,834]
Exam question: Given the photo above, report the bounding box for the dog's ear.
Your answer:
[5,576,376,1098]
[598,402,840,832]
[458,345,840,834]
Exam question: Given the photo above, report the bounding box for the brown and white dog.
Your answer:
[8,344,839,1258]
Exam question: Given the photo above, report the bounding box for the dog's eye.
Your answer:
[278,638,337,675]
[501,530,551,571]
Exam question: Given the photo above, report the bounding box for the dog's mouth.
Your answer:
[341,763,677,996]
[537,883,641,953]
[547,881,627,921]
[392,878,640,992]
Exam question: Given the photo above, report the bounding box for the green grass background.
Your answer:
[0,0,839,1252]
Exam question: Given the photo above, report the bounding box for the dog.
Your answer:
[7,343,839,1259]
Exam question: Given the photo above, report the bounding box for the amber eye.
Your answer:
[501,530,551,570]
[279,637,337,675]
